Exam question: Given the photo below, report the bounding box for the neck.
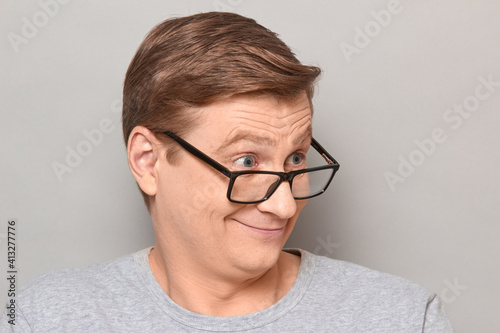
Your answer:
[148,245,300,316]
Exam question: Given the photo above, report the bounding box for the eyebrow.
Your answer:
[215,126,312,155]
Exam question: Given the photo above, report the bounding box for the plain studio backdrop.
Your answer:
[1,1,499,332]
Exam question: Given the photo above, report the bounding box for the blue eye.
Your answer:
[286,153,303,165]
[235,156,255,168]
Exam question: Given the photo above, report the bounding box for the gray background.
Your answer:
[1,1,499,332]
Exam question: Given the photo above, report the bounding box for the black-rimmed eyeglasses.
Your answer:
[163,131,340,204]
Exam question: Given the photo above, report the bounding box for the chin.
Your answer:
[231,243,284,277]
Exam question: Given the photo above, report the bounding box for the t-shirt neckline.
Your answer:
[133,247,315,332]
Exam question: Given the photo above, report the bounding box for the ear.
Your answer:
[127,126,163,196]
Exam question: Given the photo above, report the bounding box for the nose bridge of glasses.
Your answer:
[267,176,294,199]
[259,173,290,199]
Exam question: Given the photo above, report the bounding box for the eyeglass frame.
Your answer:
[162,131,340,204]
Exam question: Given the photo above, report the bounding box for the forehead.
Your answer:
[191,92,313,148]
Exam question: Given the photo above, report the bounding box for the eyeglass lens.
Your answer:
[230,168,334,202]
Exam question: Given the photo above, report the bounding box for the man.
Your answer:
[2,12,453,332]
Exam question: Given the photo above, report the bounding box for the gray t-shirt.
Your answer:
[2,248,454,332]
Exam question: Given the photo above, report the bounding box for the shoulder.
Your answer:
[305,249,434,299]
[20,250,142,297]
[287,249,453,332]
[10,249,149,329]
[294,249,439,318]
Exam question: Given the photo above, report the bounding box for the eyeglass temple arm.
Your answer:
[163,131,233,177]
[311,137,339,166]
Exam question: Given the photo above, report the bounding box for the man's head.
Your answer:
[123,12,323,278]
[122,12,321,209]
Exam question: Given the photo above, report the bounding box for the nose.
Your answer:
[256,181,297,219]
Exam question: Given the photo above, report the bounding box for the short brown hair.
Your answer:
[122,11,321,208]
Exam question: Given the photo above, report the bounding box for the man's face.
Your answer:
[153,92,312,279]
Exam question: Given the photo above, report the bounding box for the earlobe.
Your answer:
[127,126,161,196]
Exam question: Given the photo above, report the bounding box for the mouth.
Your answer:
[234,219,286,236]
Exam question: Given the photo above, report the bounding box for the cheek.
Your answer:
[185,181,221,215]
[162,168,235,225]
[158,177,238,248]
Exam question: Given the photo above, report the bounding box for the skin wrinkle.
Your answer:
[230,104,310,130]
[231,113,303,129]
[232,112,311,136]
[288,115,312,144]
[217,124,311,157]
[224,123,311,151]
[216,108,312,158]
[215,123,312,168]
